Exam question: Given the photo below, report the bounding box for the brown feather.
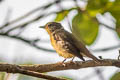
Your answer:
[65,31,100,62]
[51,29,85,61]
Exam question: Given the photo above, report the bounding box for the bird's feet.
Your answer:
[56,59,67,66]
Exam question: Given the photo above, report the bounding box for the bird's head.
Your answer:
[39,22,63,34]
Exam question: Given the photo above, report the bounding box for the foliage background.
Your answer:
[0,0,120,80]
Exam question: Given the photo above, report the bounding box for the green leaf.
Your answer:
[110,72,120,80]
[0,72,5,80]
[111,1,120,37]
[54,10,69,22]
[72,13,99,45]
[87,0,109,10]
[86,0,109,16]
[54,8,76,22]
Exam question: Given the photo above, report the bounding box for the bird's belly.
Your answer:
[51,37,74,58]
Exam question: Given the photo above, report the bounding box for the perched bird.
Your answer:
[39,22,100,63]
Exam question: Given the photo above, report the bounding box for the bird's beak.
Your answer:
[39,26,45,28]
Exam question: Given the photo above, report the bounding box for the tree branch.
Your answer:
[0,63,66,80]
[17,70,66,80]
[20,59,120,73]
[0,59,119,79]
[0,59,119,74]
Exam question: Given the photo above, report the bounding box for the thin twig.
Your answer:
[55,0,72,31]
[0,33,55,52]
[0,32,119,53]
[5,12,56,33]
[118,50,120,60]
[0,2,54,29]
[99,22,115,31]
[17,68,66,80]
[94,68,105,80]
[0,0,67,30]
[3,8,12,26]
[92,44,120,52]
[81,69,104,80]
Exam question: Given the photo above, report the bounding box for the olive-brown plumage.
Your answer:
[40,22,100,62]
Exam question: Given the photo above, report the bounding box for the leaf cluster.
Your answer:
[55,0,120,45]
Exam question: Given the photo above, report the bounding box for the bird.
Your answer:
[39,22,100,63]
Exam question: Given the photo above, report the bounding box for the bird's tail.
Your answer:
[82,51,100,63]
[89,54,100,63]
[74,52,85,61]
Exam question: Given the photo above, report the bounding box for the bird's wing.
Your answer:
[65,31,100,62]
[54,30,85,61]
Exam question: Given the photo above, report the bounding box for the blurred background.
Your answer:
[0,0,120,80]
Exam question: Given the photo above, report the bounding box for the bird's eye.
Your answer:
[48,24,52,26]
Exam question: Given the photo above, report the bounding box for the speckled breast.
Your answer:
[50,34,75,58]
